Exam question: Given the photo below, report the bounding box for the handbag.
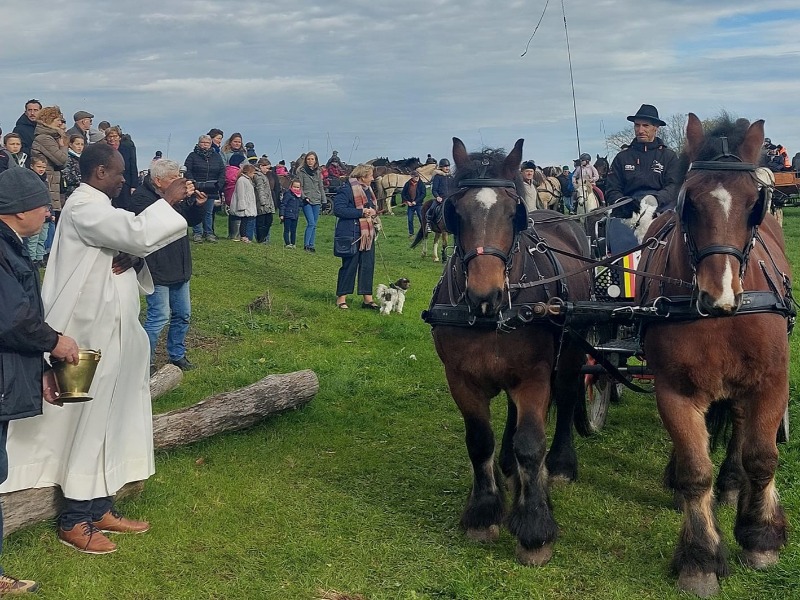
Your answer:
[333,236,357,257]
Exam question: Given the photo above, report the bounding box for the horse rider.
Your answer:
[519,160,538,212]
[428,158,454,228]
[606,103,682,219]
[572,153,604,205]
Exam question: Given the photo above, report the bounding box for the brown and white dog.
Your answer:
[376,278,410,315]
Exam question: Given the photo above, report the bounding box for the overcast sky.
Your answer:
[2,1,798,169]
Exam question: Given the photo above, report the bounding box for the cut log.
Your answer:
[0,369,318,536]
[150,364,183,399]
[152,369,318,450]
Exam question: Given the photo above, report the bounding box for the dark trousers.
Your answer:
[283,218,298,246]
[336,246,375,296]
[60,496,113,530]
[256,213,274,243]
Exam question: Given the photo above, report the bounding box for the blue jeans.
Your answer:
[0,421,7,572]
[193,196,217,237]
[241,216,256,240]
[283,218,298,246]
[143,281,191,363]
[406,203,423,235]
[302,203,321,249]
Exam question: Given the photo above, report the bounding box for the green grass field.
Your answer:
[5,205,800,599]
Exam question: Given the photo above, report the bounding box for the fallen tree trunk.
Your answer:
[150,364,183,399]
[0,369,318,536]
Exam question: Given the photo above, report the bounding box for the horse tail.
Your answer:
[705,399,734,450]
[410,201,431,248]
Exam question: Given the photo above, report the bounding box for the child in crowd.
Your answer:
[224,154,246,239]
[27,157,54,266]
[275,160,289,176]
[229,164,257,243]
[280,179,302,248]
[61,134,84,201]
[2,133,27,168]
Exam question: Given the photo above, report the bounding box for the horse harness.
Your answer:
[423,177,572,331]
[422,153,795,333]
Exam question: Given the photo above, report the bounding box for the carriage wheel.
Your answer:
[576,324,621,435]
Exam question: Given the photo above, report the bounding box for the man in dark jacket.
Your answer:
[0,167,79,593]
[12,99,41,162]
[606,104,683,217]
[428,158,454,227]
[401,170,426,236]
[127,159,207,373]
[184,134,225,242]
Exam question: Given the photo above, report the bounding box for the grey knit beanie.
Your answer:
[0,168,51,214]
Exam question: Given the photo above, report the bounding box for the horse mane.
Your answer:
[453,147,512,186]
[679,112,751,173]
[532,170,546,185]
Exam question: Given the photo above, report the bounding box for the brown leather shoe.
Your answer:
[58,522,117,554]
[93,510,150,534]
[0,573,39,594]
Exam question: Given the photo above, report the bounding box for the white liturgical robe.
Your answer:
[1,183,187,500]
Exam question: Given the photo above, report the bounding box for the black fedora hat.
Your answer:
[627,104,666,127]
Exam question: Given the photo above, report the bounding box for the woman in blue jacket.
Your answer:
[333,164,380,310]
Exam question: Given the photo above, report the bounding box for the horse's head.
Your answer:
[447,137,527,316]
[593,155,609,177]
[679,113,770,315]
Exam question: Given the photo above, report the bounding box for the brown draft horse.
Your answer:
[410,196,448,262]
[427,138,592,565]
[637,114,791,597]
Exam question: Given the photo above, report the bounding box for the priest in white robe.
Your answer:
[0,143,202,554]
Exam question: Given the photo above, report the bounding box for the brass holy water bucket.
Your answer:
[51,349,102,402]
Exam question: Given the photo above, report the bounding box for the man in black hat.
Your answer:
[0,168,80,593]
[606,103,682,217]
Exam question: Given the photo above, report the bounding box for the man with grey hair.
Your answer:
[184,134,225,242]
[128,159,208,373]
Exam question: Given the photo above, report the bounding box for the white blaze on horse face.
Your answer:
[710,184,733,220]
[475,187,499,238]
[475,187,499,211]
[716,259,737,309]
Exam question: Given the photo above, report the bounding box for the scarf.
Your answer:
[349,177,375,252]
[302,164,317,176]
[194,144,212,158]
[68,148,81,159]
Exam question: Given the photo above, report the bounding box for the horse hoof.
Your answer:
[741,549,779,570]
[515,542,553,566]
[677,571,720,598]
[433,257,440,263]
[465,525,500,543]
[716,488,738,506]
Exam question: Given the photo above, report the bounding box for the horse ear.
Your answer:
[740,119,765,165]
[452,137,468,169]
[503,139,524,180]
[684,113,704,160]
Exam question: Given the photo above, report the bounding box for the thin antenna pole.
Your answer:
[562,0,581,163]
[165,133,171,158]
[601,120,610,157]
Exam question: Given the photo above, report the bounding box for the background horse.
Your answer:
[427,137,592,565]
[532,169,561,209]
[375,163,437,215]
[573,178,600,235]
[410,194,448,262]
[593,154,610,195]
[637,114,791,596]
